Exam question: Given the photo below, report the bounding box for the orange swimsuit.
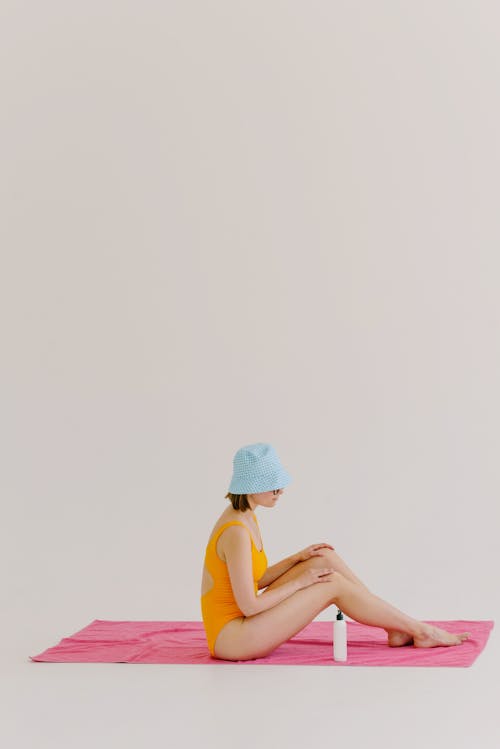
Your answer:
[200,513,268,657]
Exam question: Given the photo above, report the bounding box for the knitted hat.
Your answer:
[228,442,292,494]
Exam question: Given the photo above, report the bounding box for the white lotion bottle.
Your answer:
[333,608,347,661]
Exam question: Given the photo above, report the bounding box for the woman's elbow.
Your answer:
[240,594,259,617]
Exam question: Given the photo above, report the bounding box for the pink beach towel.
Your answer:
[30,619,494,667]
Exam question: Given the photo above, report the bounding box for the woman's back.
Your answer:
[200,509,268,656]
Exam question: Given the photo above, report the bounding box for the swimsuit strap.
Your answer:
[211,520,247,544]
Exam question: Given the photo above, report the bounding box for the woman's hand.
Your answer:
[295,543,335,563]
[296,567,336,590]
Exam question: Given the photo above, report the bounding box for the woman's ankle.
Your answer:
[407,620,430,639]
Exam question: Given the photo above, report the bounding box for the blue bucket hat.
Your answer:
[228,442,292,494]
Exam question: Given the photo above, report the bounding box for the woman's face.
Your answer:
[248,488,284,510]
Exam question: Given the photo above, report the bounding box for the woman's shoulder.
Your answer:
[206,509,254,561]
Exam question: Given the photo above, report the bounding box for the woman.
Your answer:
[200,442,470,661]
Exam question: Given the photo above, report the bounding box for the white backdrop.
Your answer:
[2,2,499,665]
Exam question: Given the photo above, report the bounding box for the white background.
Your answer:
[1,2,499,747]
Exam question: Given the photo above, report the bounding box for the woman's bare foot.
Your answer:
[413,624,471,648]
[387,630,413,647]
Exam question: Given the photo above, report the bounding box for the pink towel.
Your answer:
[29,619,494,666]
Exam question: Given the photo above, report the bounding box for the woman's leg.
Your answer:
[262,549,411,645]
[215,569,469,661]
[262,553,470,649]
[314,549,414,645]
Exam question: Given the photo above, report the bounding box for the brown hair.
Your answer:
[225,492,251,512]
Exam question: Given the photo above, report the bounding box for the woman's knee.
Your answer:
[306,549,338,569]
[297,554,347,592]
[322,569,347,592]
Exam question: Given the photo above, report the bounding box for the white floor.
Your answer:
[3,622,498,749]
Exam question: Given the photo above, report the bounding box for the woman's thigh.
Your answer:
[213,560,344,661]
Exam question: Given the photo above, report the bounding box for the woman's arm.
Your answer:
[257,553,300,590]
